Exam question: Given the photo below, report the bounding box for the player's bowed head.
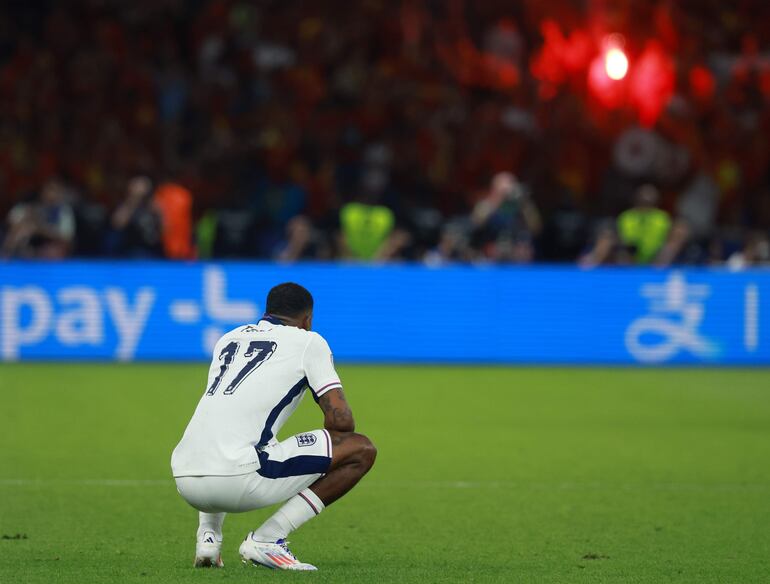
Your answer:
[263,282,314,331]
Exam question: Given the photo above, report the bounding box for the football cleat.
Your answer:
[194,530,224,568]
[239,532,317,571]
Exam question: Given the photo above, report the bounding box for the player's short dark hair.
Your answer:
[265,282,314,317]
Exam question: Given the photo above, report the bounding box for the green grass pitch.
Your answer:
[1,364,769,583]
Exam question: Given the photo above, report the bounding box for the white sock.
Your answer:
[251,489,325,542]
[197,511,226,542]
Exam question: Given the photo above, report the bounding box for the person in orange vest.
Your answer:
[154,180,195,259]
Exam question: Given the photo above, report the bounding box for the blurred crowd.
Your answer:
[2,0,770,267]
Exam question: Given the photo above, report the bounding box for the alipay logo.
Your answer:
[625,272,719,363]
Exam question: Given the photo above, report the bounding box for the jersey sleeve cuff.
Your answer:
[312,381,342,399]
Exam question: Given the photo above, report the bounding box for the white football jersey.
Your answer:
[171,317,342,477]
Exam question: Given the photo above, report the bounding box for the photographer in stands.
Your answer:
[471,171,542,263]
[1,178,76,259]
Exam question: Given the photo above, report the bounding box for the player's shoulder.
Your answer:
[288,328,328,353]
[305,329,330,344]
[303,330,334,356]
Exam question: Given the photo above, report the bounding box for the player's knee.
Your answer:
[329,431,376,471]
[356,434,377,472]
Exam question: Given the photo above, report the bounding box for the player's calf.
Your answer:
[244,433,376,570]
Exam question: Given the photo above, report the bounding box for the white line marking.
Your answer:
[365,480,770,492]
[0,479,171,487]
[0,479,766,492]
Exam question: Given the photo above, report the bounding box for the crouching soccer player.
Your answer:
[171,283,377,571]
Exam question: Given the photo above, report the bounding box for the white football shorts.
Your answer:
[175,429,331,513]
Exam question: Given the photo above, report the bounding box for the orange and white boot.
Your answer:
[239,532,317,571]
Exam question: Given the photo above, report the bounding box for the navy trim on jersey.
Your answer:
[256,450,331,479]
[257,376,308,447]
[260,314,286,326]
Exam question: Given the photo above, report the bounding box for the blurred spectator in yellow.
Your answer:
[581,184,670,267]
[338,201,395,261]
[618,185,671,263]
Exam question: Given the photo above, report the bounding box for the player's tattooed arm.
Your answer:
[318,388,355,433]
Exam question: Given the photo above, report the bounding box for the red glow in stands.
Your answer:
[689,65,716,101]
[629,41,676,127]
